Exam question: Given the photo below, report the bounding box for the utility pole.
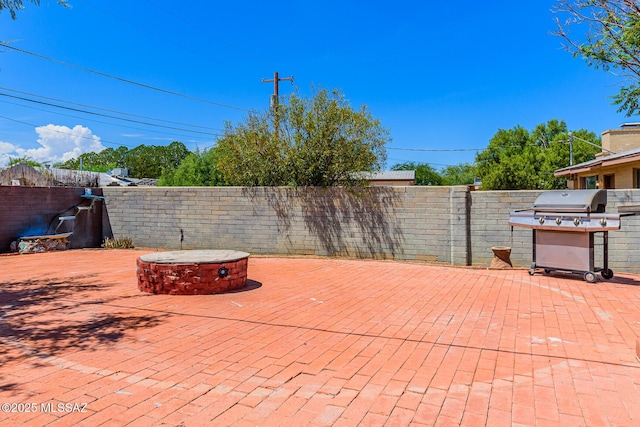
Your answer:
[569,131,573,166]
[262,72,294,139]
[567,132,615,167]
[262,71,294,111]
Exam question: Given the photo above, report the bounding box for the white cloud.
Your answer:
[0,124,105,167]
[0,141,19,167]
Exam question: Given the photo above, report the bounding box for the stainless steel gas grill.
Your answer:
[509,189,625,283]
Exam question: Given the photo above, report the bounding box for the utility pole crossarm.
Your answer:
[261,71,294,109]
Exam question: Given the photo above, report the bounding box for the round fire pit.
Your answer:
[136,250,250,295]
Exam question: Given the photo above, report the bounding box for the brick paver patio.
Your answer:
[1,249,640,426]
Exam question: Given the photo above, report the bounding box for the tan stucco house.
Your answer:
[555,123,640,189]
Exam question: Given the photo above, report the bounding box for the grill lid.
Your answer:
[532,189,607,213]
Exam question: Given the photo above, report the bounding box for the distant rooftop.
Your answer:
[554,146,640,177]
[354,170,416,182]
[620,122,640,129]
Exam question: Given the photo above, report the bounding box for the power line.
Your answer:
[0,86,223,132]
[0,42,252,112]
[388,147,481,152]
[0,91,221,136]
[388,142,549,153]
[0,114,139,149]
[0,99,218,142]
[387,157,456,167]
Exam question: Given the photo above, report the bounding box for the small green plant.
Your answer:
[102,236,135,249]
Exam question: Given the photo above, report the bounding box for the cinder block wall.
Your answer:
[469,189,640,272]
[4,186,636,272]
[602,189,640,272]
[102,186,471,264]
[102,186,640,273]
[469,190,539,268]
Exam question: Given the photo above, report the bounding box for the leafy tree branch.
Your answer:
[553,0,640,115]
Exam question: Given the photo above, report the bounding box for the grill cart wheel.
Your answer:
[584,272,597,283]
[528,269,536,276]
[601,269,614,280]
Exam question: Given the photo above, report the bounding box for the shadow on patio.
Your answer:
[0,276,167,392]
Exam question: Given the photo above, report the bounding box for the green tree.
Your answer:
[162,141,192,171]
[158,148,224,186]
[539,128,602,188]
[1,0,68,19]
[476,119,600,190]
[391,162,442,185]
[96,146,128,168]
[215,114,287,186]
[56,142,190,178]
[8,156,40,167]
[216,87,390,187]
[123,142,190,178]
[553,0,640,115]
[56,146,128,172]
[440,163,477,186]
[124,145,159,178]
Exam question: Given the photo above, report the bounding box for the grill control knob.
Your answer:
[573,218,581,226]
[555,218,562,225]
[600,218,607,227]
[539,217,545,224]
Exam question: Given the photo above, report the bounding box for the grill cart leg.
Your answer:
[601,231,614,280]
[529,231,537,276]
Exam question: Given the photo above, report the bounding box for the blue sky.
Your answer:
[0,1,635,170]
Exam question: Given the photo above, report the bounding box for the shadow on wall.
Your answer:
[243,187,405,258]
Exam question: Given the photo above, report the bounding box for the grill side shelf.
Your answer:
[509,211,621,231]
[617,205,640,214]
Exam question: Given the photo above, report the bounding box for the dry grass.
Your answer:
[102,236,135,249]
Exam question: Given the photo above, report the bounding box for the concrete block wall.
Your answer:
[469,189,640,273]
[5,185,639,273]
[600,189,640,272]
[103,186,640,273]
[102,186,470,264]
[469,190,539,268]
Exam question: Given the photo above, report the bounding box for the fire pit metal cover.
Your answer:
[138,250,249,264]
